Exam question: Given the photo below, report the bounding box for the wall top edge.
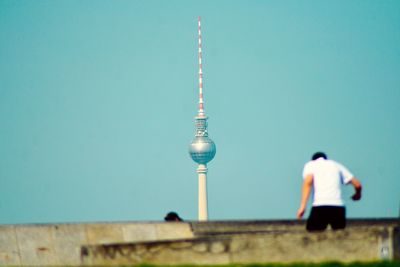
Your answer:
[0,217,398,227]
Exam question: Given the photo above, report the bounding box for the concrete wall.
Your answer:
[0,219,398,266]
[0,222,193,266]
[82,227,400,265]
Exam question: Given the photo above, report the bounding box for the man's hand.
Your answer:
[297,207,305,219]
[349,177,362,201]
[351,191,361,201]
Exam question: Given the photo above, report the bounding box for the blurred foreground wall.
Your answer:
[0,219,398,266]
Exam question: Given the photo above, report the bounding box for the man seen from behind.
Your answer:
[297,152,362,231]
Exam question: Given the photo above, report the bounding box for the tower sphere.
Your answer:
[189,136,216,164]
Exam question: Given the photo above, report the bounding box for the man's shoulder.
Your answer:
[327,159,345,168]
[303,160,319,170]
[303,160,314,168]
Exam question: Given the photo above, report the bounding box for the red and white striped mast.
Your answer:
[198,16,205,117]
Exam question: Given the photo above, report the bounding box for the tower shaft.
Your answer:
[197,164,208,221]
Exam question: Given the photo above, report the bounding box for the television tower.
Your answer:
[189,17,216,221]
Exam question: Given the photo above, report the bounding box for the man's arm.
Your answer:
[297,174,313,219]
[349,177,362,201]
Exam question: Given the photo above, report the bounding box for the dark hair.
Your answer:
[312,152,327,160]
[164,211,183,222]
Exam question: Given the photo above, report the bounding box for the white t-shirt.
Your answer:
[303,157,354,207]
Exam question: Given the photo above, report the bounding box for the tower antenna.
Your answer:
[189,17,216,221]
[198,16,205,117]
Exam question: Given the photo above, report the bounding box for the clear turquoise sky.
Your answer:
[0,0,399,224]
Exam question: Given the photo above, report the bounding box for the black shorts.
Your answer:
[306,206,346,231]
